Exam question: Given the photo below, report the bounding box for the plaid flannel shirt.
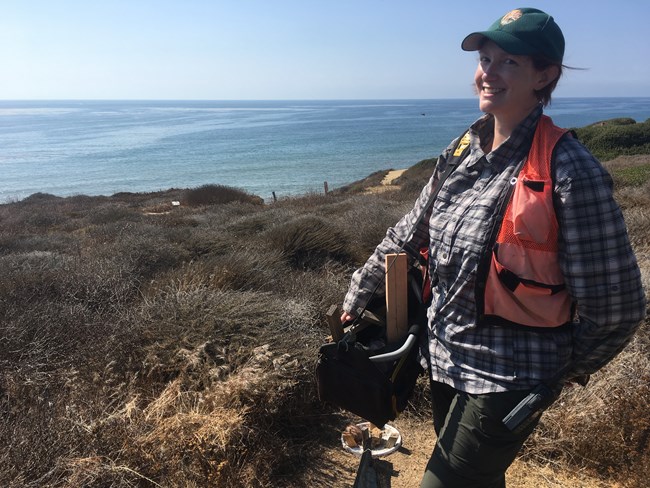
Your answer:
[343,106,646,394]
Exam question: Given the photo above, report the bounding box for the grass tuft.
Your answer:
[183,184,264,207]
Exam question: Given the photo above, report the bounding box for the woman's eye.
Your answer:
[504,58,518,66]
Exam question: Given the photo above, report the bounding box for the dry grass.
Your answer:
[0,152,648,487]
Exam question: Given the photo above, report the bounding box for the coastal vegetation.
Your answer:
[1,119,649,487]
[574,118,650,161]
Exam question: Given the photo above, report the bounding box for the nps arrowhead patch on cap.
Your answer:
[500,10,523,25]
[461,7,565,63]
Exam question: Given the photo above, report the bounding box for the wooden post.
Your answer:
[326,304,344,342]
[385,253,408,343]
[272,191,277,202]
[324,181,329,195]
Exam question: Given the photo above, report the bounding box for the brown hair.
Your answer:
[530,53,564,106]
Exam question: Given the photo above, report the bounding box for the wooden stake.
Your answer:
[326,304,344,342]
[385,253,408,343]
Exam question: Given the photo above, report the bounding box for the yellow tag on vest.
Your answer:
[453,132,471,157]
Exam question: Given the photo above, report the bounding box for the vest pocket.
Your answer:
[511,178,554,244]
[484,251,571,328]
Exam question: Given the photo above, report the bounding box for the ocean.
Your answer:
[1,98,649,203]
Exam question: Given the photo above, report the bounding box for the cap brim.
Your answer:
[461,32,487,51]
[461,31,535,56]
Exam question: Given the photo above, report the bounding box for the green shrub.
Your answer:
[588,117,637,127]
[575,119,650,161]
[609,163,650,187]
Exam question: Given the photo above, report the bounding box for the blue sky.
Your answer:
[1,1,648,100]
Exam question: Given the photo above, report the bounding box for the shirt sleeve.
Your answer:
[342,147,454,317]
[554,136,646,376]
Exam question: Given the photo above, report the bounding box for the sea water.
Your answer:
[1,98,649,203]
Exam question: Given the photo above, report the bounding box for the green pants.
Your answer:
[420,381,547,488]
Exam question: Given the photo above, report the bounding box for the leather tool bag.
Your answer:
[316,268,429,427]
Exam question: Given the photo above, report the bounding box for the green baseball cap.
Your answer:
[461,7,565,63]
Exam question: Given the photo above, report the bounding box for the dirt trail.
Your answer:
[381,169,407,186]
[315,415,613,487]
[364,169,407,194]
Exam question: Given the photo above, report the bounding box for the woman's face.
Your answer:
[474,41,554,123]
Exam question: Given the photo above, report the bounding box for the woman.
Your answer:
[340,8,646,488]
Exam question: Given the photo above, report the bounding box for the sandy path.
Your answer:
[364,169,407,194]
[381,169,407,186]
[312,414,613,487]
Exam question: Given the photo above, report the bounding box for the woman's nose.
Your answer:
[481,66,497,80]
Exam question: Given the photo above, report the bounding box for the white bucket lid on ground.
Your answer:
[341,422,402,458]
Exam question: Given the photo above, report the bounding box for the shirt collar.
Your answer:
[467,105,543,168]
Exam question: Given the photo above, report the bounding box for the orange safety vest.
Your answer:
[482,115,573,328]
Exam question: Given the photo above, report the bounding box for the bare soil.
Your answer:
[363,169,407,194]
[308,414,616,487]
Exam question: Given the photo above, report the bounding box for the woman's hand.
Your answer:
[340,311,355,324]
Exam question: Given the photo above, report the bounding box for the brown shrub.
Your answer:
[265,215,354,269]
[146,249,288,295]
[523,324,650,485]
[183,184,263,207]
[90,224,193,279]
[87,203,143,225]
[337,195,415,261]
[224,206,296,237]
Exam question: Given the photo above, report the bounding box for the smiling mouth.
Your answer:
[482,86,504,95]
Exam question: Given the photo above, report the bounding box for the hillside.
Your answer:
[0,119,649,487]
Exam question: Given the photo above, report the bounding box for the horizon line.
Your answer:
[1,96,649,103]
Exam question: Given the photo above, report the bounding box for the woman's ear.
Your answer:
[537,65,560,89]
